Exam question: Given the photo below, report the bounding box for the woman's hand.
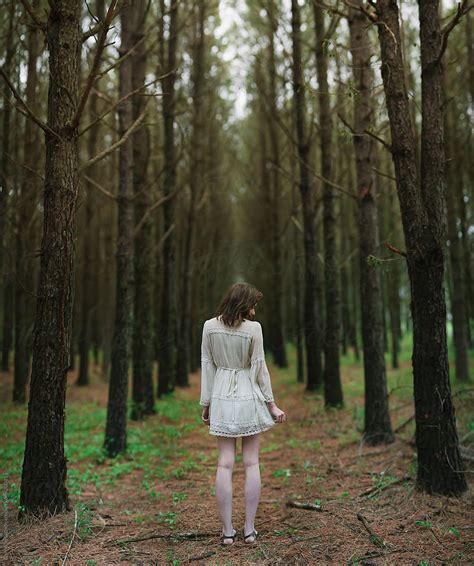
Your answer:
[267,402,286,423]
[201,405,210,425]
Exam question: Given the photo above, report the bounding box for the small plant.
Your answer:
[157,510,177,529]
[76,502,94,540]
[415,520,432,529]
[272,468,291,480]
[172,492,188,505]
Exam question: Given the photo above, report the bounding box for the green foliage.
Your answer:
[75,502,94,541]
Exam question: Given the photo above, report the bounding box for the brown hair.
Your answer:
[215,283,263,328]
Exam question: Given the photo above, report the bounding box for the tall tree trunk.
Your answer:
[313,4,343,406]
[13,0,42,403]
[157,0,179,397]
[265,5,287,368]
[349,3,393,443]
[1,1,16,373]
[176,0,206,388]
[375,0,467,494]
[77,0,105,387]
[19,0,81,519]
[444,90,470,382]
[132,0,155,418]
[104,2,135,457]
[290,0,323,391]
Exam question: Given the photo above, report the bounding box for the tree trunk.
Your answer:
[313,4,343,407]
[13,0,42,403]
[19,0,81,519]
[1,1,16,374]
[157,0,179,397]
[266,6,287,369]
[444,89,470,382]
[349,3,393,443]
[104,2,135,457]
[132,0,155,419]
[77,0,105,387]
[176,0,206,388]
[290,0,323,391]
[375,0,467,494]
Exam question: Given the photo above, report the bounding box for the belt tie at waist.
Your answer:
[218,365,263,424]
[218,366,246,422]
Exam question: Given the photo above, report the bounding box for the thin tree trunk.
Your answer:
[104,2,135,457]
[444,90,470,381]
[266,5,287,369]
[290,0,323,391]
[1,1,16,373]
[349,3,393,443]
[313,3,343,407]
[13,0,41,403]
[176,0,206,388]
[77,0,105,387]
[19,0,81,519]
[157,0,179,397]
[132,0,155,418]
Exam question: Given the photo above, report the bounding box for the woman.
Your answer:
[199,282,286,546]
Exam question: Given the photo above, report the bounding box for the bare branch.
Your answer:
[383,241,407,258]
[438,0,473,62]
[0,68,59,139]
[83,174,116,200]
[338,112,392,152]
[72,0,119,129]
[80,105,148,172]
[20,0,46,30]
[134,185,183,237]
[78,75,169,137]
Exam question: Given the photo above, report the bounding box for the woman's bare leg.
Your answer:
[242,433,261,540]
[215,436,236,540]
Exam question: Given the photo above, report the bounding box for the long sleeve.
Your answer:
[199,321,217,407]
[250,322,275,403]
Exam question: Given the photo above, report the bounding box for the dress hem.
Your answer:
[209,422,275,438]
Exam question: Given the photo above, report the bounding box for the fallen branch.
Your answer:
[358,475,411,498]
[189,551,216,562]
[114,530,215,545]
[356,513,386,548]
[286,500,323,512]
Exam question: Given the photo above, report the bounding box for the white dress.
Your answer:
[199,316,276,437]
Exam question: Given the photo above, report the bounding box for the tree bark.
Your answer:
[19,0,81,519]
[349,3,393,443]
[1,1,16,373]
[104,1,135,457]
[13,0,42,403]
[375,0,467,494]
[157,0,179,397]
[313,3,343,407]
[290,0,323,391]
[176,0,206,388]
[132,0,155,418]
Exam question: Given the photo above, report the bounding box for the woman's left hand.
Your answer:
[202,406,210,425]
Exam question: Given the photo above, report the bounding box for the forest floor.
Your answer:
[0,344,473,565]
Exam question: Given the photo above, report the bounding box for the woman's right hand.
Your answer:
[267,402,286,423]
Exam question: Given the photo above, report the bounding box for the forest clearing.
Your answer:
[1,0,474,564]
[1,344,473,564]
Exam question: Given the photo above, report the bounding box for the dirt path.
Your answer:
[1,357,472,564]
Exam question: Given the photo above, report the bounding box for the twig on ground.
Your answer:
[358,475,411,498]
[113,531,215,545]
[286,500,323,512]
[61,508,78,566]
[356,513,386,548]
